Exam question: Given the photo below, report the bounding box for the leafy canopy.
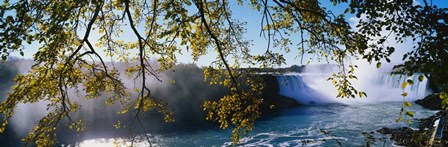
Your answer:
[0,0,447,145]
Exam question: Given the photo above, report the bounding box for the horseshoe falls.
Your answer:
[276,73,430,105]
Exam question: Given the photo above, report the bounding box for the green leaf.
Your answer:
[359,91,367,97]
[418,75,424,82]
[406,79,414,85]
[344,8,350,13]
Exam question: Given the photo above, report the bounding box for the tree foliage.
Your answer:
[0,0,447,145]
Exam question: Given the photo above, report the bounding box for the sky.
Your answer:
[8,0,448,67]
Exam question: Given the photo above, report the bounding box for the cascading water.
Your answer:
[276,73,430,105]
[276,75,337,105]
[375,74,429,97]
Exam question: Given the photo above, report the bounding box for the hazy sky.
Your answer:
[10,0,448,67]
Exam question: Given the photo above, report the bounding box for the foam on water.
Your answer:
[224,127,348,147]
[73,102,437,146]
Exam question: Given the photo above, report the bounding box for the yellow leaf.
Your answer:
[401,92,408,97]
[406,111,414,117]
[401,82,407,89]
[403,102,412,107]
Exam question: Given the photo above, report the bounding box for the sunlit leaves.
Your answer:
[328,65,362,98]
[405,111,414,117]
[0,0,447,145]
[401,82,407,89]
[396,114,403,123]
[401,92,408,97]
[0,120,7,133]
[0,60,129,145]
[203,69,264,144]
[403,102,412,107]
[440,92,448,109]
[113,120,122,129]
[396,103,414,125]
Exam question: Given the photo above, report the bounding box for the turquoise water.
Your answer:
[77,102,437,146]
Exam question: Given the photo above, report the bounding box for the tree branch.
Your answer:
[194,0,242,97]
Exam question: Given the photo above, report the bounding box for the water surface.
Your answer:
[77,102,437,146]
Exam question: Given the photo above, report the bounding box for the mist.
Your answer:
[299,61,431,104]
[0,59,228,144]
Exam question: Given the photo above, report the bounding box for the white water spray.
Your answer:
[276,63,431,105]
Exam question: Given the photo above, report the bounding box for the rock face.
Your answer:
[417,111,445,130]
[377,127,429,146]
[260,74,300,111]
[416,93,443,110]
[377,111,445,146]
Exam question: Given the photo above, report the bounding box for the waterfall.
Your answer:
[276,73,430,105]
[375,74,429,98]
[276,75,336,105]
